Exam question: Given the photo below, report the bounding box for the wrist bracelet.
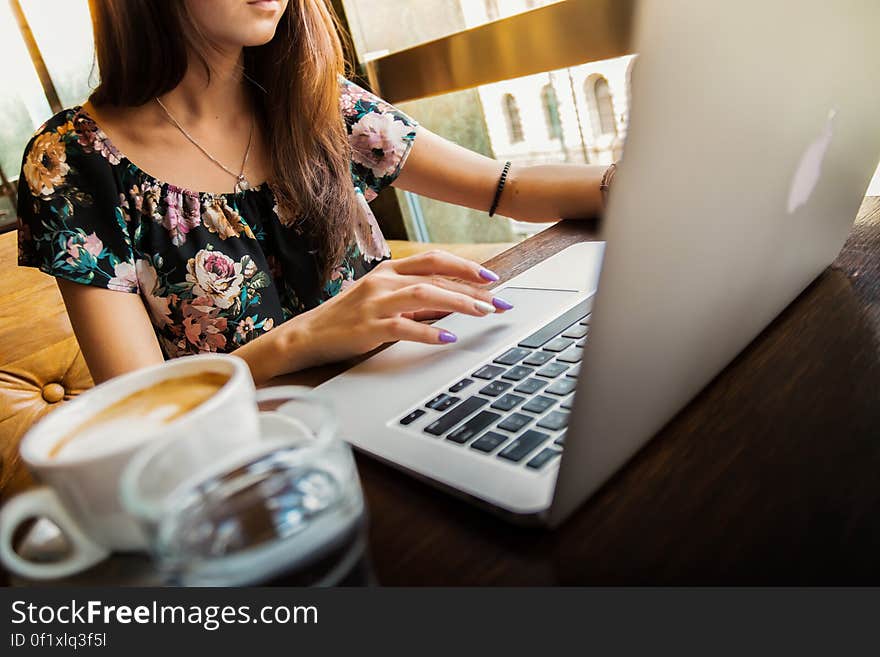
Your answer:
[599,162,617,206]
[488,161,512,218]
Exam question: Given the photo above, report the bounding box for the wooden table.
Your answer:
[275,196,880,585]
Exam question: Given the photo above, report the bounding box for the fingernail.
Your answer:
[439,330,457,343]
[474,300,497,315]
[479,267,500,282]
[492,296,514,311]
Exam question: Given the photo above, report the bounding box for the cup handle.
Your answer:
[256,386,338,439]
[0,486,110,581]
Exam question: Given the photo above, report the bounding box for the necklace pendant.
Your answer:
[235,174,250,194]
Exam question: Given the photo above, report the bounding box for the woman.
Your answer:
[17,0,611,385]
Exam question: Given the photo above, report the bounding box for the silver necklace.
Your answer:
[155,97,254,195]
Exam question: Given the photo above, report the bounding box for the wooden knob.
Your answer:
[41,383,65,404]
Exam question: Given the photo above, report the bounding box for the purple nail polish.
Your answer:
[479,267,500,282]
[439,330,457,344]
[492,297,514,311]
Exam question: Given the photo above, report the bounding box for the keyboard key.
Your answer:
[480,380,512,397]
[498,430,550,462]
[561,395,575,410]
[576,338,587,348]
[527,447,562,469]
[537,410,570,431]
[449,378,473,393]
[565,364,581,378]
[447,411,501,444]
[425,394,459,411]
[554,432,566,446]
[543,337,575,353]
[424,396,487,436]
[471,431,509,453]
[537,363,569,378]
[473,364,505,380]
[497,413,532,433]
[493,348,531,366]
[514,378,547,394]
[546,378,577,396]
[557,347,583,364]
[562,324,588,339]
[501,365,533,382]
[522,395,556,414]
[491,394,525,411]
[522,350,554,366]
[518,300,591,349]
[399,409,425,426]
[579,314,592,326]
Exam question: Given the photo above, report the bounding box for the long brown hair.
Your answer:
[88,0,355,282]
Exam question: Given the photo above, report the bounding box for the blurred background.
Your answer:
[1,0,877,241]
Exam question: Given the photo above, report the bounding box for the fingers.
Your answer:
[381,284,499,317]
[395,275,513,313]
[388,249,500,285]
[381,316,459,345]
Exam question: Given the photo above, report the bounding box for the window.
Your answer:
[585,75,617,138]
[540,83,562,140]
[502,93,524,143]
[0,2,52,229]
[19,0,96,107]
[340,2,631,241]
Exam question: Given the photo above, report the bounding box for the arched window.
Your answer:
[585,75,617,137]
[502,94,524,144]
[541,84,562,140]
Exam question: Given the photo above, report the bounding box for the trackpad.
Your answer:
[327,287,582,392]
[432,287,581,354]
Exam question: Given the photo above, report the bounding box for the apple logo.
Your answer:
[787,109,837,214]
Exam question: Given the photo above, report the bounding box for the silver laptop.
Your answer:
[316,0,880,527]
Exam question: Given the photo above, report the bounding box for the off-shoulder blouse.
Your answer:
[17,80,417,357]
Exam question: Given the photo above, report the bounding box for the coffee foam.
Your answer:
[49,372,229,461]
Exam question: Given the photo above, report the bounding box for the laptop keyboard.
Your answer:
[397,299,592,471]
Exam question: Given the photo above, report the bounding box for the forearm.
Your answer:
[394,128,609,223]
[232,319,314,386]
[496,163,607,222]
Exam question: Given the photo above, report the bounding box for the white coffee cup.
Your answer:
[0,354,257,580]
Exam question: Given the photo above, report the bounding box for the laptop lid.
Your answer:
[550,0,880,525]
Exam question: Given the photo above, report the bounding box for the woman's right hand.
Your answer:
[269,250,514,375]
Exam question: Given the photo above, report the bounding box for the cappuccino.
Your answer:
[50,372,229,460]
[2,354,257,580]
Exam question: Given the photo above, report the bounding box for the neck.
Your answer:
[158,45,251,122]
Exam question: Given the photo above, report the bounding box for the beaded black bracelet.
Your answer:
[488,161,512,218]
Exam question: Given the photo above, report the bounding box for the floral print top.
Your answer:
[17,79,417,357]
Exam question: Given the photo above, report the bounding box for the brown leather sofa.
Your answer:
[0,229,512,502]
[0,230,94,502]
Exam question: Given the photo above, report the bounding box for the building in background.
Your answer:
[457,0,634,236]
[462,0,632,169]
[478,57,633,168]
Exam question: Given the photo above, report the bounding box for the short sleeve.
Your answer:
[340,78,418,202]
[17,110,138,293]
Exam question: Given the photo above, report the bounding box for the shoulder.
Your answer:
[338,77,417,131]
[338,77,418,199]
[21,106,122,201]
